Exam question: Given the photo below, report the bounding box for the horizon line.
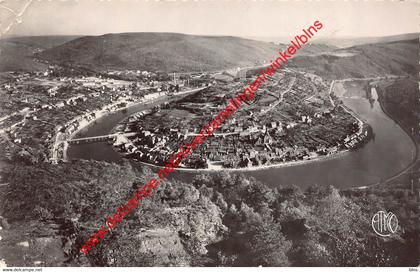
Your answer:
[1,31,419,40]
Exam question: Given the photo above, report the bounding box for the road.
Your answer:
[259,76,296,115]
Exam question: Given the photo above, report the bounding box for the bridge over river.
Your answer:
[68,132,138,145]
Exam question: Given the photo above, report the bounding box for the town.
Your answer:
[0,66,195,164]
[0,64,372,169]
[112,69,371,169]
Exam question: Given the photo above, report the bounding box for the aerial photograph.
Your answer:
[0,0,418,269]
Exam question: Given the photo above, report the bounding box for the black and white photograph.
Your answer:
[0,0,418,269]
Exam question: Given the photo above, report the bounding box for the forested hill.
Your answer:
[35,33,282,72]
[1,161,419,266]
[2,33,418,77]
[0,35,80,72]
[289,39,418,80]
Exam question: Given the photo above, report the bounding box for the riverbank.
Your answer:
[341,78,418,189]
[112,78,369,173]
[67,75,415,189]
[69,96,165,139]
[127,149,351,173]
[374,85,418,184]
[53,93,167,162]
[68,87,207,141]
[62,87,208,161]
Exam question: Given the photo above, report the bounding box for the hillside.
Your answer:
[35,32,282,72]
[2,33,418,77]
[313,33,419,48]
[244,37,337,54]
[296,43,337,55]
[256,33,419,48]
[288,39,419,80]
[1,161,418,266]
[0,35,80,72]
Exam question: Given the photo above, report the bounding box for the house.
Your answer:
[241,157,253,168]
[327,146,338,154]
[316,145,326,153]
[249,150,257,158]
[234,127,243,133]
[262,125,267,133]
[323,110,333,118]
[55,102,65,108]
[286,122,297,129]
[263,134,273,144]
[255,138,263,146]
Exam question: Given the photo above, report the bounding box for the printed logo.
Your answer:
[371,211,398,237]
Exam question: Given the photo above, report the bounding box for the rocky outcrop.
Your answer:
[0,216,10,229]
[134,228,191,266]
[100,228,190,266]
[0,220,67,266]
[99,185,227,266]
[161,198,227,256]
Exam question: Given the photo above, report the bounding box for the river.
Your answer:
[67,88,416,189]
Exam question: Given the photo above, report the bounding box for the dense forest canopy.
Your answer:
[1,160,418,266]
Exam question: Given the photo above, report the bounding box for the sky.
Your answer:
[2,0,419,38]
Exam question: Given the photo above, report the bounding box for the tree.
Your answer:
[242,221,291,266]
